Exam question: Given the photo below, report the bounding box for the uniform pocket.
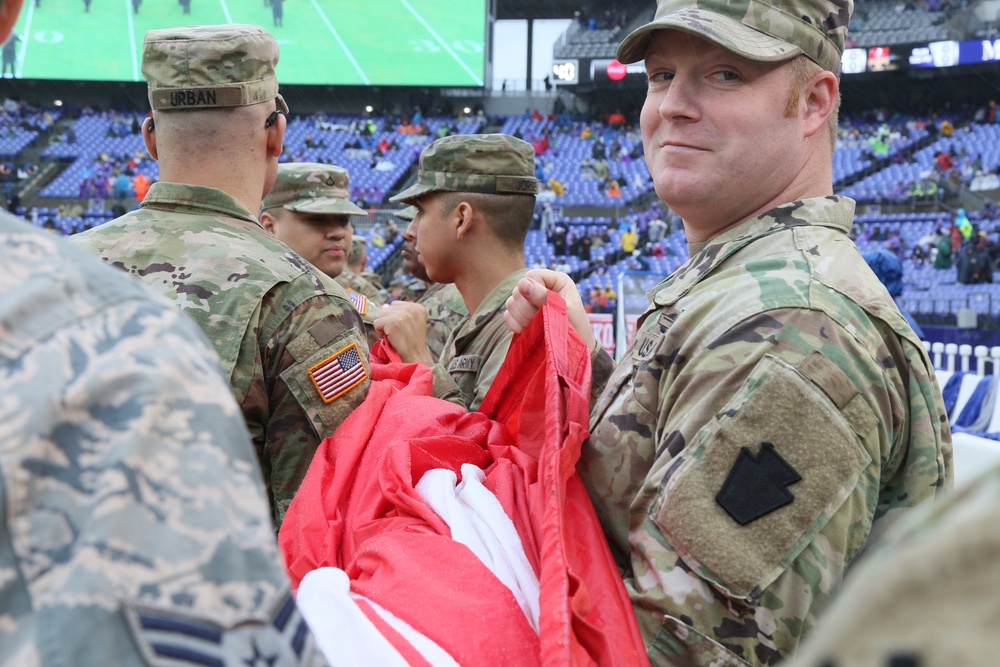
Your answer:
[650,353,874,601]
[280,333,370,440]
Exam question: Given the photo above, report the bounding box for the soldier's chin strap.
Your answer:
[0,0,25,43]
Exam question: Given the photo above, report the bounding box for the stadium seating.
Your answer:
[848,0,954,47]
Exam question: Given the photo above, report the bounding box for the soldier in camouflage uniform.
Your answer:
[504,0,953,664]
[72,25,371,528]
[395,205,469,361]
[375,134,538,411]
[0,212,327,664]
[261,163,380,347]
[336,237,389,307]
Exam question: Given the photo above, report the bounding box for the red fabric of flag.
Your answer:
[280,293,648,667]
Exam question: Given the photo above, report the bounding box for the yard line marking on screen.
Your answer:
[15,0,33,78]
[126,0,139,81]
[309,0,370,85]
[218,0,234,24]
[398,0,483,86]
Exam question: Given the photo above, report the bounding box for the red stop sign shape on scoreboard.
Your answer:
[606,60,627,81]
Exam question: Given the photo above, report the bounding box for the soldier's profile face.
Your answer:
[405,193,453,284]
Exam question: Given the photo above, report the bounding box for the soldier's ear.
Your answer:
[259,209,278,235]
[265,112,285,159]
[142,117,158,159]
[454,201,474,240]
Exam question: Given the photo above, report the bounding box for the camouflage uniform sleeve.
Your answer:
[784,458,995,667]
[429,362,475,408]
[589,342,615,409]
[254,283,371,527]
[433,314,514,412]
[586,307,950,666]
[0,293,328,667]
[464,320,514,412]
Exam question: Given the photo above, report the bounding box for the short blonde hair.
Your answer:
[784,56,840,147]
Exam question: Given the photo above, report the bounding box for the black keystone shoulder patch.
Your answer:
[716,442,802,526]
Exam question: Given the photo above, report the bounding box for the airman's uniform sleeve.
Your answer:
[584,307,951,666]
[0,287,327,666]
[260,287,370,526]
[784,456,995,667]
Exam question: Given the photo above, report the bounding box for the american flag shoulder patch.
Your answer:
[347,289,369,316]
[309,342,368,404]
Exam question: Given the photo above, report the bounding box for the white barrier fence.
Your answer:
[925,342,1000,376]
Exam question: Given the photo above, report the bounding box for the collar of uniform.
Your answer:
[452,268,528,346]
[651,196,856,307]
[139,182,262,227]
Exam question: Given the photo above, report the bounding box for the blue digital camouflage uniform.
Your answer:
[0,212,326,666]
[583,197,953,666]
[72,182,371,527]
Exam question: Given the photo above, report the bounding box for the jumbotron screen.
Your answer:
[8,0,487,87]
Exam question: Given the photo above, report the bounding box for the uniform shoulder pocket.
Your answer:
[281,322,370,439]
[651,353,874,601]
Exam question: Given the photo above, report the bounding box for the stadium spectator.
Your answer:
[504,0,952,664]
[885,229,906,259]
[111,171,133,200]
[72,24,370,528]
[956,233,994,284]
[619,225,637,253]
[376,134,537,411]
[131,171,151,201]
[648,214,668,242]
[540,201,555,235]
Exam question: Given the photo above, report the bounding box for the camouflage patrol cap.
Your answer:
[262,163,367,215]
[143,24,290,113]
[394,206,418,221]
[390,133,538,205]
[617,0,852,74]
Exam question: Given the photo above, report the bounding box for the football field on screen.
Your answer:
[10,0,486,87]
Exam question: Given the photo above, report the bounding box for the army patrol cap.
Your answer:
[390,133,539,205]
[616,0,852,74]
[395,206,418,222]
[262,163,367,215]
[143,24,290,113]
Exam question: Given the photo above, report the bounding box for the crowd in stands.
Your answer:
[9,100,1000,329]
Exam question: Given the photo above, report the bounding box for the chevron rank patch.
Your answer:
[309,343,367,403]
[125,592,313,667]
[347,289,369,316]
